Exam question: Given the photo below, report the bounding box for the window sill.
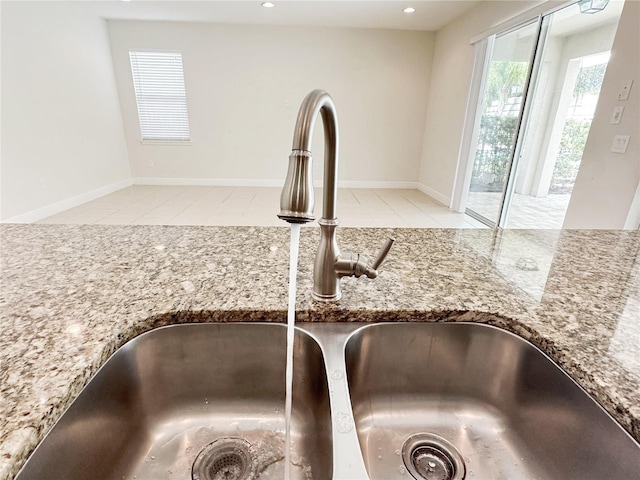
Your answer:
[140,140,192,146]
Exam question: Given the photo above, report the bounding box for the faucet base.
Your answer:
[311,291,342,302]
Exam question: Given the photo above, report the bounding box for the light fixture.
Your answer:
[403,7,416,14]
[578,0,609,14]
[262,1,275,7]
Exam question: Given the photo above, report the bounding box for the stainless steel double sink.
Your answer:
[16,322,640,480]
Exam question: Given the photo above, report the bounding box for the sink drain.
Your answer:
[402,433,466,480]
[192,437,257,480]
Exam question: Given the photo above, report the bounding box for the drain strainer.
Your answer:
[192,437,257,480]
[402,433,466,480]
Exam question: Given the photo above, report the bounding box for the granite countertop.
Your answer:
[0,224,638,479]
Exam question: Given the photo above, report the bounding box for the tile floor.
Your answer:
[466,191,571,229]
[38,186,488,228]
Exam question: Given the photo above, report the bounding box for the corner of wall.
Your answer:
[1,2,132,222]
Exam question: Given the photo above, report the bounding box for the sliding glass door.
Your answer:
[465,20,540,227]
[465,1,622,228]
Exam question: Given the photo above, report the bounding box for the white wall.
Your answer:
[563,0,639,229]
[416,1,547,205]
[107,20,434,186]
[1,1,131,222]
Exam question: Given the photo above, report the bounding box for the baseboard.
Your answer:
[337,180,417,189]
[2,178,133,224]
[417,183,451,207]
[133,177,418,189]
[132,177,284,187]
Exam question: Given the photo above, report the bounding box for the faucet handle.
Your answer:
[371,237,395,270]
[335,237,395,279]
[358,237,395,279]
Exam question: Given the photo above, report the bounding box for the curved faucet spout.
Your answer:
[292,90,338,156]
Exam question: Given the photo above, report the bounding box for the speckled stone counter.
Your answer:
[1,225,638,479]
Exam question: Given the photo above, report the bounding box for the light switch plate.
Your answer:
[611,135,630,154]
[611,106,624,124]
[618,79,634,101]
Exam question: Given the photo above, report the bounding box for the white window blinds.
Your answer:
[129,51,191,142]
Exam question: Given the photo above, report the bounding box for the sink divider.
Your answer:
[300,323,370,480]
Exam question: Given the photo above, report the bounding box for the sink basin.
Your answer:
[16,323,332,480]
[345,322,640,480]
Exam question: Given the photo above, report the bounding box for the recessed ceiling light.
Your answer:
[262,2,275,7]
[403,7,416,14]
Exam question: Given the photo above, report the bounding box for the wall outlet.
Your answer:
[618,79,634,101]
[610,106,624,124]
[148,159,154,167]
[611,135,630,154]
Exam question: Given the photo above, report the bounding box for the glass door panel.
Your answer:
[504,1,622,228]
[466,21,539,226]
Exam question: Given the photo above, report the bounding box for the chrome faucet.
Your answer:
[278,89,394,301]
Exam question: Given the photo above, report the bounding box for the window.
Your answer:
[129,51,190,142]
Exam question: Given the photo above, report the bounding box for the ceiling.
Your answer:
[549,0,624,37]
[81,0,483,31]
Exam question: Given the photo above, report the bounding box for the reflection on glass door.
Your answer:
[504,1,621,228]
[465,21,539,227]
